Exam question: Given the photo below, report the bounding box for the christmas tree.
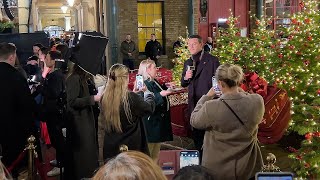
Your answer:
[171,0,320,177]
[172,36,190,84]
[278,0,320,177]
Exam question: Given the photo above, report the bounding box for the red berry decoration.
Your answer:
[255,20,260,25]
[296,155,302,160]
[229,42,234,46]
[304,60,310,66]
[305,132,313,140]
[288,35,293,40]
[270,44,276,49]
[307,36,312,41]
[291,19,298,24]
[304,18,311,24]
[267,20,273,25]
[234,19,239,24]
[314,132,320,137]
[305,163,310,168]
[317,89,320,95]
[289,45,295,50]
[278,54,283,59]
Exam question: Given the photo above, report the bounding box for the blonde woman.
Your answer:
[138,59,173,162]
[93,151,167,180]
[98,64,155,162]
[190,64,264,180]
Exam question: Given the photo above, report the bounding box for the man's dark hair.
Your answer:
[33,43,44,49]
[48,50,62,60]
[151,33,156,36]
[0,42,16,61]
[39,46,49,55]
[173,165,214,180]
[189,35,203,43]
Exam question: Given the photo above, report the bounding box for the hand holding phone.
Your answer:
[212,76,222,95]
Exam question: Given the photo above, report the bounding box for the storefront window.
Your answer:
[265,0,300,30]
[137,2,163,53]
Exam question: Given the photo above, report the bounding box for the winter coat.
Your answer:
[190,92,265,180]
[143,79,173,143]
[66,74,98,179]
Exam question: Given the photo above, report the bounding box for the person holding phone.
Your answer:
[180,35,220,161]
[190,64,264,180]
[138,59,173,162]
[98,64,155,162]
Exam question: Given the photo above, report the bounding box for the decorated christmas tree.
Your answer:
[171,0,320,177]
[278,0,320,177]
[172,36,190,84]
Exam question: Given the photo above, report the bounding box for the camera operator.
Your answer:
[37,50,66,177]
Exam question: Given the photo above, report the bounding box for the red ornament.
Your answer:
[255,20,260,25]
[295,27,300,31]
[288,35,293,40]
[307,36,312,41]
[304,18,311,24]
[229,42,234,46]
[278,54,283,59]
[234,57,239,61]
[291,19,298,24]
[317,89,320,95]
[296,51,302,56]
[304,60,310,66]
[314,132,320,137]
[289,45,294,50]
[305,163,311,168]
[299,2,304,8]
[234,19,239,24]
[305,132,313,140]
[270,44,275,49]
[296,155,302,160]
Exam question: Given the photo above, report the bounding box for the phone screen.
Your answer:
[136,74,144,90]
[179,151,199,168]
[256,172,293,180]
[212,76,221,94]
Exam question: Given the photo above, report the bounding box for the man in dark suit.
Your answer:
[0,43,35,170]
[145,34,162,66]
[180,35,220,161]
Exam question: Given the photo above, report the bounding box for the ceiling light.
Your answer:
[67,0,75,7]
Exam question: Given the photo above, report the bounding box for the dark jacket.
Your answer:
[0,62,35,166]
[180,52,220,116]
[98,91,155,161]
[143,80,173,143]
[120,40,136,59]
[145,40,162,60]
[66,74,98,180]
[204,42,213,52]
[40,69,66,123]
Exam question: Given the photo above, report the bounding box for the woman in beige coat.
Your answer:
[190,64,264,180]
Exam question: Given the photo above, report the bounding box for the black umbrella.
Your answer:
[71,32,108,75]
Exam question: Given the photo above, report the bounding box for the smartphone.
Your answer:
[187,65,195,71]
[255,172,294,180]
[179,150,200,169]
[212,76,222,95]
[136,74,144,90]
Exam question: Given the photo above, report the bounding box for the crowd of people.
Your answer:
[0,33,265,180]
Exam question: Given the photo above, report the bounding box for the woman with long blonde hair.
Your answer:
[93,151,167,180]
[98,64,155,162]
[138,59,173,162]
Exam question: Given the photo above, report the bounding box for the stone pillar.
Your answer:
[65,16,71,31]
[18,0,29,33]
[74,4,83,31]
[81,0,97,31]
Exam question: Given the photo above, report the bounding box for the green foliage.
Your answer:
[0,18,15,33]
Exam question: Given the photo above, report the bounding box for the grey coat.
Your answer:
[66,74,98,179]
[190,92,264,180]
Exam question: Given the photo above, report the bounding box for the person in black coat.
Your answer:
[65,64,100,179]
[180,35,220,161]
[38,50,66,177]
[0,43,35,171]
[144,34,162,66]
[98,64,155,162]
